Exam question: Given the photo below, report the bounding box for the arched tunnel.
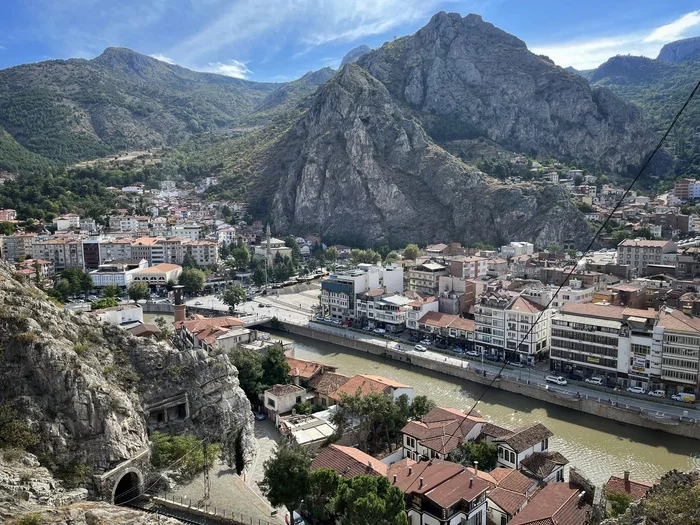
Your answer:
[113,470,142,505]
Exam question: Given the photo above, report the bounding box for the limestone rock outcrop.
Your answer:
[0,262,253,485]
[266,64,592,247]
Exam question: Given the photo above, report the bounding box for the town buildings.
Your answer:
[617,239,677,277]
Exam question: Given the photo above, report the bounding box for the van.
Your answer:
[671,393,696,403]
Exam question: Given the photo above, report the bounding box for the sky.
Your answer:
[0,1,699,82]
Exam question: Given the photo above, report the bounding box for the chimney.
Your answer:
[366,460,372,473]
[469,477,473,488]
[393,474,397,483]
[173,285,186,323]
[624,471,630,492]
[408,466,412,475]
[473,461,478,476]
[419,477,424,488]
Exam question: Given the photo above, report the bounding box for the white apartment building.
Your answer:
[474,287,551,365]
[89,259,148,287]
[522,278,594,310]
[52,214,81,231]
[355,290,412,332]
[99,238,134,263]
[131,263,183,287]
[658,308,700,396]
[32,238,84,270]
[170,224,203,240]
[448,256,488,279]
[617,239,677,277]
[109,215,150,232]
[500,241,534,258]
[406,297,439,331]
[320,265,403,321]
[184,240,218,267]
[1,234,36,262]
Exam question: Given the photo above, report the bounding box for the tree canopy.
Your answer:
[403,244,420,261]
[179,267,205,295]
[259,442,311,519]
[221,284,247,314]
[127,282,149,303]
[446,441,498,471]
[334,475,408,525]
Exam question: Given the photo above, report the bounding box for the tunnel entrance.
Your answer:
[113,471,141,505]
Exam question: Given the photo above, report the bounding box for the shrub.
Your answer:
[18,513,43,525]
[55,459,91,488]
[0,404,38,450]
[151,432,219,478]
[73,343,89,357]
[16,332,40,344]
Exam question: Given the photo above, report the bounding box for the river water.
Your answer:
[287,333,700,486]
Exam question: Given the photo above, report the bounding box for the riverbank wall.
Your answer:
[278,323,700,440]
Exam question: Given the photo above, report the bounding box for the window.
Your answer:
[541,438,548,450]
[296,396,302,403]
[267,398,275,408]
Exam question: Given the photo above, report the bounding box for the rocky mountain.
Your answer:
[657,36,700,63]
[261,64,591,247]
[356,12,658,174]
[340,44,372,67]
[0,261,253,489]
[0,47,284,164]
[589,55,671,85]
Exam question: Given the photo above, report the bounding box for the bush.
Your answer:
[55,459,91,488]
[73,343,89,357]
[151,432,219,478]
[16,332,40,344]
[18,513,43,525]
[0,404,38,450]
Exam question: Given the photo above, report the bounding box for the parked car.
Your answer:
[408,335,420,343]
[671,393,696,403]
[414,344,427,352]
[194,301,203,306]
[568,372,583,381]
[485,354,500,362]
[452,347,464,354]
[254,412,267,421]
[285,511,307,525]
[465,349,479,357]
[419,339,431,346]
[585,376,604,385]
[258,303,265,308]
[512,361,528,368]
[546,375,568,386]
[373,328,386,334]
[648,390,666,398]
[627,386,646,395]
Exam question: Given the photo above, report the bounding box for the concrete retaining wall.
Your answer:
[280,323,700,440]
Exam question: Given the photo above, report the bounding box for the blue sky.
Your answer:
[1,1,699,82]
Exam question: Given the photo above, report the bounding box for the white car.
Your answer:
[419,339,431,346]
[373,328,386,334]
[627,386,646,395]
[285,511,308,525]
[194,301,203,306]
[648,389,666,398]
[585,377,603,386]
[414,344,427,352]
[546,375,568,386]
[465,350,479,357]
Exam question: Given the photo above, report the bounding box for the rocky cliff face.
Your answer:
[1,451,179,524]
[358,12,657,174]
[266,64,591,247]
[0,263,253,481]
[657,36,700,63]
[340,45,372,67]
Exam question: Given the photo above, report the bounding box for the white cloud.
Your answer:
[531,10,700,70]
[170,0,446,64]
[149,53,175,64]
[205,59,252,79]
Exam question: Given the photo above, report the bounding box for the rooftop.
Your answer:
[307,372,351,395]
[266,384,306,397]
[495,423,553,453]
[509,482,591,525]
[604,474,653,502]
[286,357,325,380]
[520,451,569,479]
[311,444,388,478]
[401,406,485,455]
[134,264,182,273]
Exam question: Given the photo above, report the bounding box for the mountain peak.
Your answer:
[657,36,700,63]
[340,44,372,67]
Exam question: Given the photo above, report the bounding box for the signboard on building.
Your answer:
[586,356,600,364]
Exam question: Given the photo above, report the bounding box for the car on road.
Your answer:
[485,354,500,362]
[194,301,203,306]
[414,344,427,352]
[546,375,568,386]
[265,303,273,307]
[626,386,646,395]
[585,376,604,385]
[254,412,267,421]
[452,347,463,354]
[465,349,479,357]
[511,361,528,368]
[671,393,696,403]
[408,335,421,342]
[419,339,431,346]
[258,303,265,308]
[648,390,666,398]
[373,328,386,334]
[568,372,584,381]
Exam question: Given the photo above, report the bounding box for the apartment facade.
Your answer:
[407,262,447,296]
[617,239,677,277]
[32,238,84,270]
[184,240,218,267]
[658,309,700,396]
[1,233,36,261]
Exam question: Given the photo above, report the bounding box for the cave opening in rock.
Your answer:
[113,471,141,505]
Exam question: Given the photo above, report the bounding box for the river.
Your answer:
[286,333,700,486]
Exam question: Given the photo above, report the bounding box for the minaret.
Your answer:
[265,223,272,266]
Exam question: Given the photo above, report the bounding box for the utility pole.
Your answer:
[203,441,211,501]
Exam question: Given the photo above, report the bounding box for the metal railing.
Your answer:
[156,493,276,525]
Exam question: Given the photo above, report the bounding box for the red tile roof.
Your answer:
[604,475,652,502]
[286,357,324,379]
[508,483,591,525]
[329,374,409,401]
[174,316,243,332]
[311,445,388,478]
[495,423,553,453]
[307,372,351,395]
[488,487,528,515]
[401,406,486,455]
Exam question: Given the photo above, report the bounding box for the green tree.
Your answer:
[325,246,338,263]
[301,468,342,525]
[49,279,73,303]
[384,251,399,264]
[102,283,121,298]
[259,442,311,521]
[231,245,251,270]
[403,244,420,261]
[411,395,436,419]
[229,347,264,402]
[221,284,247,314]
[606,491,633,518]
[60,267,93,295]
[150,432,219,478]
[334,475,408,525]
[179,267,206,295]
[127,282,149,303]
[446,441,498,471]
[573,174,584,186]
[219,242,231,260]
[0,222,15,235]
[0,403,38,449]
[261,344,291,389]
[285,236,302,268]
[253,266,267,286]
[90,297,119,309]
[349,249,381,265]
[182,252,199,269]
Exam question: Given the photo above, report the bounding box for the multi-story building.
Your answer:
[522,279,595,310]
[170,224,203,241]
[32,237,84,270]
[474,286,552,365]
[355,290,412,332]
[109,215,150,232]
[617,239,677,277]
[17,258,55,281]
[89,259,148,288]
[131,263,183,288]
[407,262,447,296]
[500,241,534,258]
[52,214,81,231]
[81,238,102,269]
[130,236,161,263]
[0,209,17,222]
[99,238,134,263]
[673,178,700,201]
[406,296,439,331]
[184,240,219,268]
[1,233,36,261]
[658,308,700,396]
[320,265,404,321]
[447,256,488,279]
